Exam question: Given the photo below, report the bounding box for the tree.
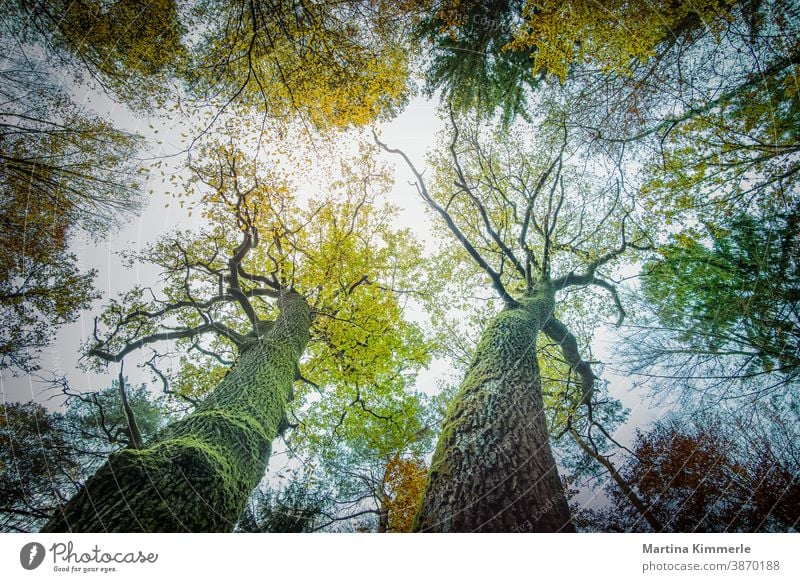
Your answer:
[239,452,430,533]
[0,402,79,532]
[42,138,427,532]
[383,454,428,532]
[409,0,726,120]
[0,253,99,372]
[187,0,411,130]
[517,1,800,223]
[59,375,172,459]
[237,481,328,533]
[268,355,438,532]
[428,276,644,532]
[6,0,186,108]
[412,0,539,122]
[409,1,800,222]
[626,207,800,399]
[588,402,799,532]
[0,381,169,532]
[506,0,732,82]
[376,110,650,531]
[1,5,154,372]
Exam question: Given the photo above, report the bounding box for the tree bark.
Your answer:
[413,283,574,532]
[42,291,311,532]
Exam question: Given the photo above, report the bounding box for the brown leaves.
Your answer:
[384,454,428,532]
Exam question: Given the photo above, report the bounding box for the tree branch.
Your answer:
[448,107,528,279]
[117,363,143,449]
[569,427,665,532]
[374,131,519,308]
[90,321,249,363]
[542,316,596,405]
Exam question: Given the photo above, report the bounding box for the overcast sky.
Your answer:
[0,85,659,468]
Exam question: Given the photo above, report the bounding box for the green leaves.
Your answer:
[641,56,800,222]
[0,253,99,373]
[641,209,800,378]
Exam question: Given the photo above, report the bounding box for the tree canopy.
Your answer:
[1,0,797,536]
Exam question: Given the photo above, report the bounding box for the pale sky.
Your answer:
[0,84,659,477]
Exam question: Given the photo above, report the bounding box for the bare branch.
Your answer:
[374,131,519,308]
[90,321,249,363]
[144,356,199,407]
[117,363,143,449]
[552,274,626,327]
[447,107,527,279]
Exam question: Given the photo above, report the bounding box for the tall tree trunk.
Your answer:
[377,495,389,533]
[42,291,311,532]
[413,283,574,532]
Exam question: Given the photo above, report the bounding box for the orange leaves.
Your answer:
[384,455,428,532]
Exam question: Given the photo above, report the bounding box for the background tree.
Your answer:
[0,380,169,532]
[377,110,650,531]
[42,137,427,532]
[627,207,800,399]
[0,2,162,373]
[0,401,79,532]
[59,375,173,459]
[383,454,428,532]
[0,95,140,371]
[411,0,539,122]
[584,400,799,532]
[249,360,439,532]
[237,481,328,533]
[409,0,800,223]
[186,0,413,131]
[6,0,186,108]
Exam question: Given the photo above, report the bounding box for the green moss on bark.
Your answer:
[43,291,311,533]
[414,282,573,532]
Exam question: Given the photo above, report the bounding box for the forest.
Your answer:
[0,0,798,533]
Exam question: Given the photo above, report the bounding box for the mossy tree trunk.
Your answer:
[413,283,574,532]
[42,291,311,533]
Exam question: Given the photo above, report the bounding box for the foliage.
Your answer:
[384,454,428,532]
[508,0,731,82]
[188,0,411,129]
[408,0,800,231]
[412,0,539,122]
[0,11,146,372]
[0,383,170,532]
[588,402,799,532]
[640,54,800,221]
[280,364,439,532]
[394,111,648,384]
[7,0,187,108]
[90,136,429,400]
[631,208,800,396]
[0,254,99,372]
[0,402,78,532]
[237,481,328,533]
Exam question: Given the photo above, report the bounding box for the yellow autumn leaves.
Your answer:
[195,0,410,130]
[505,0,731,81]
